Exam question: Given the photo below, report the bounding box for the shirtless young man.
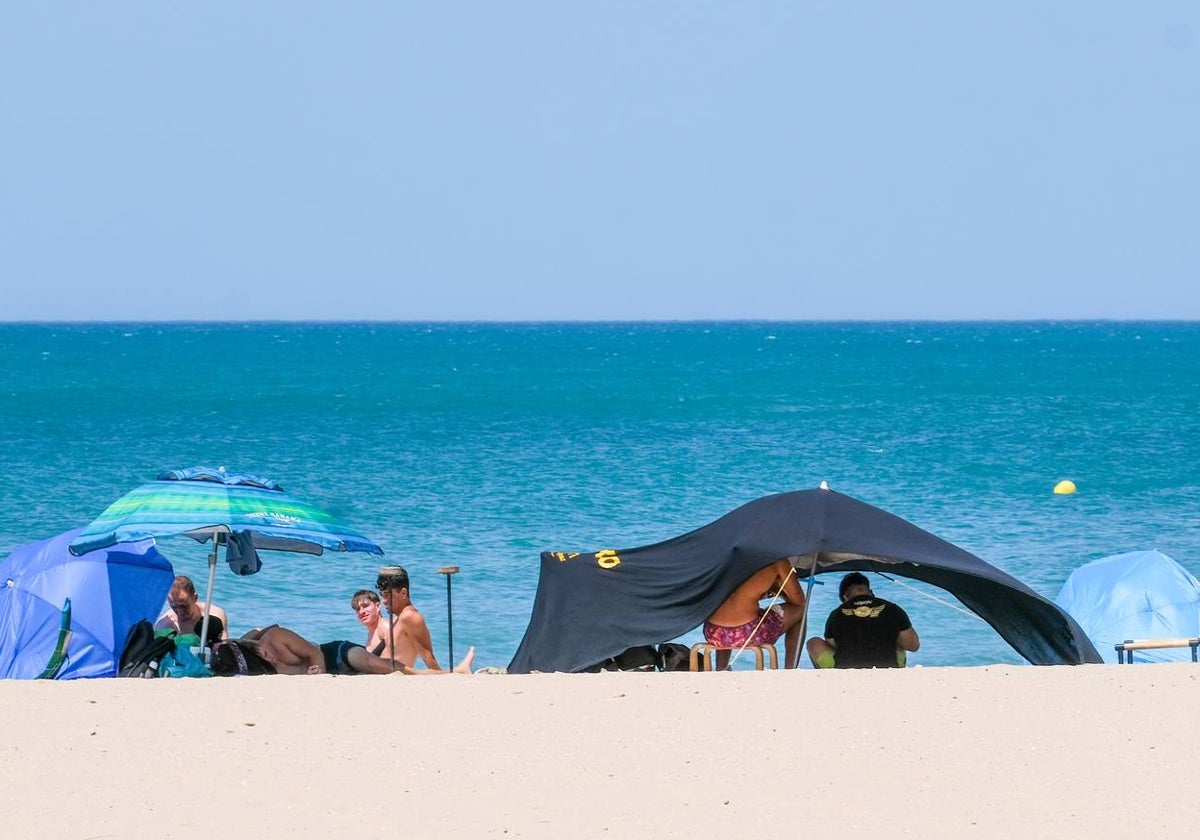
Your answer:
[234,624,473,676]
[704,559,807,669]
[154,575,229,645]
[375,566,441,670]
[351,589,386,655]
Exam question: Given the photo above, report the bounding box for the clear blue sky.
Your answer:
[2,4,1197,321]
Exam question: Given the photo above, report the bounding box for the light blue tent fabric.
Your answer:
[1055,550,1200,664]
[0,528,174,679]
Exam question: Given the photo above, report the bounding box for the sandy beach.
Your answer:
[2,665,1198,839]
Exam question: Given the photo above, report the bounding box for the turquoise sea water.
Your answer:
[3,322,1199,669]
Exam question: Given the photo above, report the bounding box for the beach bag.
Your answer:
[117,620,177,678]
[601,645,659,672]
[579,644,661,673]
[657,643,692,672]
[158,634,213,678]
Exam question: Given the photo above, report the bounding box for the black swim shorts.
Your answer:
[318,640,363,675]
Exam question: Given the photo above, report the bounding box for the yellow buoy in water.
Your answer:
[1053,480,1077,495]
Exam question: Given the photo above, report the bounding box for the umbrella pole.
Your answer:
[198,532,222,664]
[438,566,460,667]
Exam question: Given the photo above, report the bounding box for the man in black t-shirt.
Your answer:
[806,572,920,669]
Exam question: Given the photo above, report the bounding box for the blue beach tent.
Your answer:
[1055,550,1200,664]
[0,528,174,679]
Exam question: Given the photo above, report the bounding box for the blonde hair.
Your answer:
[351,589,380,610]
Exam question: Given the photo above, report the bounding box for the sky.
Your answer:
[1,3,1197,321]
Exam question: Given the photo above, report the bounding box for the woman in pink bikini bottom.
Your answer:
[703,605,786,648]
[701,560,808,668]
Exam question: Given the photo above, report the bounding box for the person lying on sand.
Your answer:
[216,624,474,676]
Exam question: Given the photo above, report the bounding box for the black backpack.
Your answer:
[657,642,692,672]
[600,645,660,672]
[118,620,177,678]
[581,643,693,673]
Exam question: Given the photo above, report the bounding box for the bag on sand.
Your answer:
[601,645,659,672]
[657,642,692,672]
[117,620,177,678]
[159,634,213,678]
[582,643,692,673]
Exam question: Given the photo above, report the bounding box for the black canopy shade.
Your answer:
[508,487,1102,673]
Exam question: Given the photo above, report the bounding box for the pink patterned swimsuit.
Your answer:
[703,606,786,647]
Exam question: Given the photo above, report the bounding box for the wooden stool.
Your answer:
[689,642,778,671]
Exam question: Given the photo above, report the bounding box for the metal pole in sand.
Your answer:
[378,565,406,674]
[198,531,224,665]
[438,566,460,666]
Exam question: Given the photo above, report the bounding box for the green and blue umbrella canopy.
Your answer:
[69,467,383,656]
[70,466,382,557]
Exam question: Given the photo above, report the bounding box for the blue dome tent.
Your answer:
[0,528,174,679]
[1056,550,1200,664]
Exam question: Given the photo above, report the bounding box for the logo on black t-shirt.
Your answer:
[841,600,886,619]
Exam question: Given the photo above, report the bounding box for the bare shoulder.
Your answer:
[243,624,277,643]
[399,605,429,629]
[748,561,787,588]
[206,603,228,621]
[274,625,304,643]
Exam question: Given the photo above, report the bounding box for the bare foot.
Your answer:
[453,647,475,674]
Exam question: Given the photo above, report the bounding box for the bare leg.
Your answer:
[784,622,802,669]
[780,603,806,669]
[401,646,475,675]
[713,649,731,671]
[806,637,836,668]
[345,645,476,675]
[345,645,405,675]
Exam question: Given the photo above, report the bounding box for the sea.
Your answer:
[3,321,1199,670]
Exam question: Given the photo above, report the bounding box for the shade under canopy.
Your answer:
[508,486,1102,673]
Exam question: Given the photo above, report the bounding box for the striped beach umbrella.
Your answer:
[69,466,383,655]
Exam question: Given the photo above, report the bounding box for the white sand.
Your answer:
[2,664,1198,839]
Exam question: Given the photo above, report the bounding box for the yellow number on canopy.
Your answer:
[595,550,621,569]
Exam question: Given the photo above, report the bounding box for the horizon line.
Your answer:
[3,317,1199,326]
